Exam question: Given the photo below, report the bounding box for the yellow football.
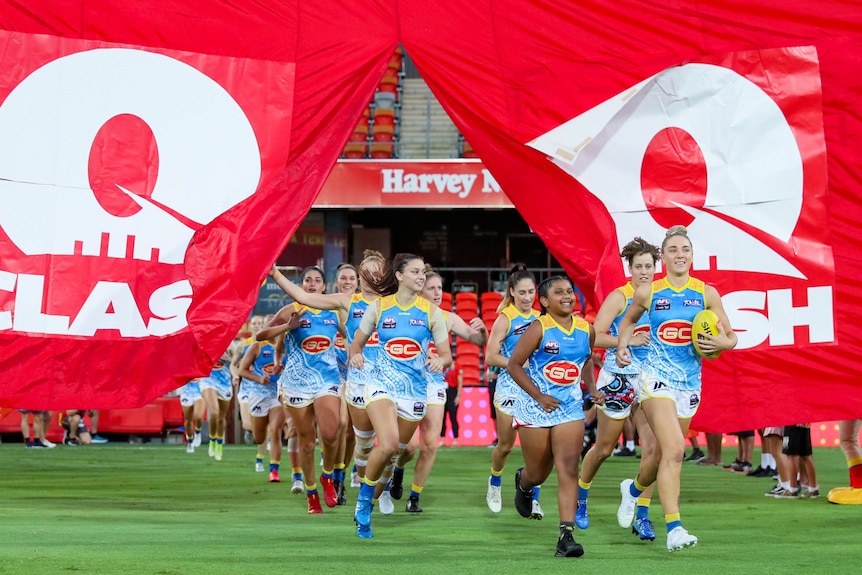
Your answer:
[692,309,722,359]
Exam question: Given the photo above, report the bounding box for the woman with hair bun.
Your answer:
[616,225,737,552]
[269,252,386,509]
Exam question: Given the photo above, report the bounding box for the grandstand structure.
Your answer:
[340,47,476,160]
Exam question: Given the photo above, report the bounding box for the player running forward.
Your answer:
[616,225,737,552]
[350,254,452,538]
[239,332,287,484]
[578,237,659,540]
[508,275,595,558]
[483,264,545,518]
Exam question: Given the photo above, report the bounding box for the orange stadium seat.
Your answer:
[374,108,396,128]
[456,342,481,359]
[457,364,482,385]
[455,291,478,311]
[371,124,395,142]
[152,396,184,429]
[481,291,503,310]
[98,405,165,435]
[343,142,367,159]
[440,292,453,311]
[370,142,394,159]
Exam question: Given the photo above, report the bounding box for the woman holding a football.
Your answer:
[615,225,737,552]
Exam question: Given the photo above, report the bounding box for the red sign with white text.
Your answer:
[315,160,513,208]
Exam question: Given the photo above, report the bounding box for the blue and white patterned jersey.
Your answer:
[200,352,232,394]
[512,314,592,426]
[281,302,341,394]
[372,295,433,401]
[602,283,651,375]
[246,342,281,400]
[494,305,540,401]
[643,277,706,390]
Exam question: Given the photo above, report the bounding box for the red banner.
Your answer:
[315,160,513,208]
[1,1,861,431]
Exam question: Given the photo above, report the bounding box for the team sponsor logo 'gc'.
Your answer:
[656,320,692,346]
[301,336,332,354]
[543,360,580,386]
[385,338,423,360]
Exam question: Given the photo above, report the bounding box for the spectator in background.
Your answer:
[62,410,93,445]
[697,433,724,466]
[88,410,109,444]
[20,410,55,448]
[774,424,819,498]
[723,430,754,473]
[684,429,704,462]
[440,365,463,447]
[827,419,862,504]
[179,380,206,453]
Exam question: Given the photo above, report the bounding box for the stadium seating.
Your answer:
[440,291,453,311]
[370,142,394,158]
[343,142,368,159]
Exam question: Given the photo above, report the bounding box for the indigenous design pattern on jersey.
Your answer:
[179,379,202,406]
[644,277,705,390]
[345,293,379,361]
[281,303,340,394]
[345,294,379,404]
[247,342,280,400]
[236,337,256,400]
[495,305,541,407]
[199,352,232,395]
[425,310,450,403]
[372,295,432,401]
[602,283,651,375]
[512,314,591,427]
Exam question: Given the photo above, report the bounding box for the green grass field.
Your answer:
[0,443,857,575]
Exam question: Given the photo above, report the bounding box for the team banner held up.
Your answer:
[1,1,860,432]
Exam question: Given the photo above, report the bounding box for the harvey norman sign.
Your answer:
[314,160,513,207]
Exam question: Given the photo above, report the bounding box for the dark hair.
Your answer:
[620,237,660,266]
[361,253,423,296]
[300,265,325,283]
[536,275,571,315]
[500,263,536,311]
[662,225,691,250]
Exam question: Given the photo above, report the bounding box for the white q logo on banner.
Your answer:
[530,62,805,279]
[0,48,261,264]
[0,48,261,336]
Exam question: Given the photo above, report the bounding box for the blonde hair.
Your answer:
[662,225,691,250]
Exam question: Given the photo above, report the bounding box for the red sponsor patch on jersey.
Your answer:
[384,337,422,360]
[301,335,332,354]
[543,360,580,386]
[656,320,692,345]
